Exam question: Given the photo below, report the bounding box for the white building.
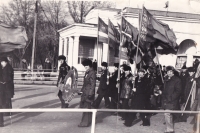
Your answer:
[58,7,200,71]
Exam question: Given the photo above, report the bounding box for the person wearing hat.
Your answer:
[92,62,110,108]
[160,66,182,133]
[78,59,96,127]
[180,67,195,122]
[179,64,189,104]
[124,68,150,127]
[118,65,133,121]
[57,55,70,108]
[0,57,14,127]
[108,63,119,110]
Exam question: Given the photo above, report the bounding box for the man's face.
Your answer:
[101,66,106,70]
[1,61,7,68]
[84,66,90,71]
[138,71,145,78]
[167,70,174,77]
[59,59,64,64]
[189,71,195,76]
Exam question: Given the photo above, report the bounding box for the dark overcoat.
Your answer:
[130,76,149,109]
[97,69,109,96]
[0,63,14,98]
[161,75,182,110]
[108,70,118,97]
[80,68,96,105]
[184,75,194,102]
[120,73,134,99]
[57,62,70,85]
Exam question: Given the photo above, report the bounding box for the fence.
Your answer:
[0,109,199,133]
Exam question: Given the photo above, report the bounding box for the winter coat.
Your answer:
[97,69,109,96]
[184,75,194,103]
[0,63,14,98]
[57,62,70,85]
[108,70,118,97]
[120,73,134,99]
[80,68,96,103]
[161,75,182,110]
[43,62,52,72]
[131,76,149,109]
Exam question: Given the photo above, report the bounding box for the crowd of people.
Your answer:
[56,55,200,133]
[0,55,199,133]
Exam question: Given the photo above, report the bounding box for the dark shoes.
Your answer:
[61,103,69,108]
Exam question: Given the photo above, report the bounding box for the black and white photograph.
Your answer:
[0,0,200,133]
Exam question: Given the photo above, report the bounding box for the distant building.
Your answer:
[58,7,200,71]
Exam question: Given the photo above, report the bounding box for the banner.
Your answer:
[108,19,120,49]
[0,23,28,53]
[98,17,108,43]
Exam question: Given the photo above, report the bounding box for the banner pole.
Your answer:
[97,15,99,74]
[134,5,144,76]
[117,9,123,108]
[154,48,164,83]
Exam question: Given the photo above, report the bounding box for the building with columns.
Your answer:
[58,7,200,71]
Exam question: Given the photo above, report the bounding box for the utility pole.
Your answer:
[31,0,39,71]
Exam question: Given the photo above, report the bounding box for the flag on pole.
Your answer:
[108,19,120,49]
[139,7,178,52]
[98,17,108,43]
[0,22,28,53]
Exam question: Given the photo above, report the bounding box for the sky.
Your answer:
[1,0,200,14]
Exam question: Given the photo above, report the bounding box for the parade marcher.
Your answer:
[0,57,14,117]
[160,66,182,133]
[179,65,189,104]
[0,63,4,127]
[119,65,133,121]
[43,58,52,80]
[78,59,96,127]
[124,68,150,127]
[109,63,119,109]
[92,62,110,108]
[57,55,70,108]
[180,67,195,122]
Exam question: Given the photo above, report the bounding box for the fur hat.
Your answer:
[166,66,175,72]
[187,67,195,72]
[123,65,131,71]
[82,59,92,67]
[138,68,146,73]
[0,57,8,62]
[142,65,149,71]
[114,63,119,68]
[58,55,66,60]
[101,62,108,67]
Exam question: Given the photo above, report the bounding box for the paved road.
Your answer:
[0,84,195,133]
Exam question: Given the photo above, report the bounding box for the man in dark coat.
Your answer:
[179,65,189,104]
[57,55,70,108]
[43,58,52,80]
[109,63,119,109]
[0,57,14,118]
[93,62,110,108]
[180,67,195,122]
[78,59,96,127]
[160,66,182,133]
[119,65,133,121]
[124,68,150,127]
[0,63,4,127]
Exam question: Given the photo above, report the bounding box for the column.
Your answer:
[68,37,74,66]
[102,43,108,62]
[72,36,80,67]
[63,37,68,58]
[58,37,63,68]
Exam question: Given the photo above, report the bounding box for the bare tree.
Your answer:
[67,1,115,23]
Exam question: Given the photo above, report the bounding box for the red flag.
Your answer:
[98,17,108,43]
[108,19,120,49]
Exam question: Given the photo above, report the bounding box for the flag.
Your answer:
[98,17,108,43]
[108,19,120,49]
[139,7,178,52]
[0,22,28,53]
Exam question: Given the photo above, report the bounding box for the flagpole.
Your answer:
[107,19,111,82]
[154,48,164,83]
[134,5,144,75]
[117,9,123,107]
[97,15,99,74]
[31,0,38,72]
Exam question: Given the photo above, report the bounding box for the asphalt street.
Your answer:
[0,84,195,133]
